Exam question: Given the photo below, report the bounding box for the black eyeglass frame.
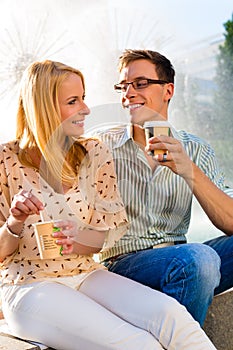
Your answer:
[114,78,169,92]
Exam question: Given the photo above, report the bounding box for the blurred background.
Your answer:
[0,0,232,242]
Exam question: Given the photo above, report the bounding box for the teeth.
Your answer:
[127,104,142,109]
[72,120,84,124]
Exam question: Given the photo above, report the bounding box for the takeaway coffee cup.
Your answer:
[144,120,171,156]
[34,221,63,259]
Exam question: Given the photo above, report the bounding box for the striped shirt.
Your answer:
[94,124,233,261]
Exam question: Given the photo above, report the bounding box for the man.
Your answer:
[94,49,233,326]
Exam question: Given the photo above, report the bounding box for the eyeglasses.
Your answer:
[114,78,169,92]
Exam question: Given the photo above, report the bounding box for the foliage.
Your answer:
[168,14,233,185]
[211,14,233,185]
[214,14,233,140]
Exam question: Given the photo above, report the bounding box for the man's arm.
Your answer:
[187,162,233,236]
[147,134,233,236]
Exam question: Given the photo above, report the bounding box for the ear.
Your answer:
[164,83,174,102]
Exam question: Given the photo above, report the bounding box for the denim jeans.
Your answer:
[104,242,221,326]
[204,234,233,294]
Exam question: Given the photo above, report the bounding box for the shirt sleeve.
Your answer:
[191,138,233,199]
[0,144,11,226]
[78,139,129,248]
[197,142,230,189]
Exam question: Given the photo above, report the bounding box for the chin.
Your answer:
[67,127,84,138]
[129,110,144,125]
[130,112,149,126]
[73,132,84,138]
[130,117,144,126]
[130,106,159,125]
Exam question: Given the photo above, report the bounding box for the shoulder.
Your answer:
[176,129,216,162]
[79,138,112,164]
[176,129,213,151]
[94,124,126,139]
[87,124,127,150]
[176,129,209,145]
[80,137,110,153]
[0,140,19,158]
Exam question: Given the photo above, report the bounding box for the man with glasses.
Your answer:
[94,49,233,326]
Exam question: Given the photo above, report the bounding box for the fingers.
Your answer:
[56,237,74,245]
[52,222,77,255]
[146,135,184,163]
[11,190,44,216]
[53,219,75,229]
[55,237,74,255]
[154,152,169,162]
[147,137,192,178]
[22,190,44,212]
[53,220,77,237]
[145,135,175,155]
[52,226,65,238]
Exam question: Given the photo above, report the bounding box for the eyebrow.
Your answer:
[119,76,148,83]
[65,95,79,100]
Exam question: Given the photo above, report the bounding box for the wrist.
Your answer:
[5,217,25,238]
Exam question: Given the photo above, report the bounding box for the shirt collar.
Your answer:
[170,126,182,141]
[112,123,133,149]
[112,122,182,149]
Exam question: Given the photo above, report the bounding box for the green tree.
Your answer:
[213,14,233,184]
[215,14,233,136]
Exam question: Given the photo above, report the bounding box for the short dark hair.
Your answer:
[118,49,175,84]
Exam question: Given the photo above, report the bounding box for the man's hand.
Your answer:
[145,135,193,180]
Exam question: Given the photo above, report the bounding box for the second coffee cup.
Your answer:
[144,121,171,156]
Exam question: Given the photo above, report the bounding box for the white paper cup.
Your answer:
[34,221,63,259]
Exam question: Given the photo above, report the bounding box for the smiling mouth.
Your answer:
[124,103,144,110]
[71,120,84,125]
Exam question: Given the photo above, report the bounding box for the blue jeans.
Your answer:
[104,242,222,326]
[204,235,233,294]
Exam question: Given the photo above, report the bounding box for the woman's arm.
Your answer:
[0,190,44,261]
[0,216,25,261]
[52,220,106,255]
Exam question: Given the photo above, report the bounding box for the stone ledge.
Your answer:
[204,288,233,350]
[0,320,53,350]
[0,325,39,350]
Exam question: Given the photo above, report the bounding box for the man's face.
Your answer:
[119,59,174,125]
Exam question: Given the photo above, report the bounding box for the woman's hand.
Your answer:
[52,220,106,255]
[0,190,44,261]
[10,189,44,222]
[52,220,77,255]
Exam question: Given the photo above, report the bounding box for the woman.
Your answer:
[0,60,216,349]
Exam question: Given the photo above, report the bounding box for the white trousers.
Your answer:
[1,269,216,350]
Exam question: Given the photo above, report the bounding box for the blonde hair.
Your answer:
[16,60,87,187]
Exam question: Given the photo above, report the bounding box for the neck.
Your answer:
[132,124,158,172]
[132,124,146,148]
[27,147,70,193]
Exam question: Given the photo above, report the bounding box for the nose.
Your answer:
[122,84,137,104]
[124,82,137,97]
[79,102,90,116]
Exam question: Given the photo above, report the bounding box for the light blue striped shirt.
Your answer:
[94,124,233,261]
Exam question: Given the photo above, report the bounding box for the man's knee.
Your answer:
[177,243,221,285]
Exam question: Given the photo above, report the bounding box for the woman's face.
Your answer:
[58,73,90,137]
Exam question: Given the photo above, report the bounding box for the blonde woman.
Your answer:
[0,60,216,349]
